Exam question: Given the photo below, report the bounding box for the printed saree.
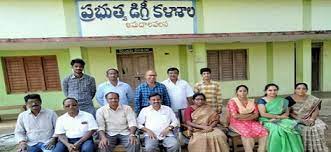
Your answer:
[288,95,329,152]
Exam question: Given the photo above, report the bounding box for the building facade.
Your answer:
[1,0,331,112]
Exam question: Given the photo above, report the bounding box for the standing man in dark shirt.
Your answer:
[134,70,171,114]
[62,58,96,116]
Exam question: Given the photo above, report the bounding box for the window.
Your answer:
[207,49,248,81]
[2,56,61,93]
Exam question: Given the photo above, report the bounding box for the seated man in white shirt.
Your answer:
[96,92,140,152]
[53,97,98,152]
[137,93,179,152]
[15,94,58,152]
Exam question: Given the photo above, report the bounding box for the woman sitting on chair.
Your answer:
[258,83,303,152]
[184,93,229,152]
[227,85,268,152]
[285,83,328,152]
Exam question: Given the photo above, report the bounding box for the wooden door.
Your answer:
[312,47,320,91]
[117,53,154,89]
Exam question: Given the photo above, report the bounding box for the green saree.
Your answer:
[258,97,304,152]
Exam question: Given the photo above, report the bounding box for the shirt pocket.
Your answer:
[80,122,89,132]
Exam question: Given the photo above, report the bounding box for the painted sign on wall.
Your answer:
[77,0,196,36]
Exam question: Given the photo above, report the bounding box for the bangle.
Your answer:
[130,134,137,137]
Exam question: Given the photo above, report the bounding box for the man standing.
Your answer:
[62,58,96,116]
[137,93,179,152]
[194,68,222,113]
[96,92,140,152]
[134,70,170,114]
[162,67,194,113]
[96,68,134,106]
[53,97,98,152]
[15,94,58,152]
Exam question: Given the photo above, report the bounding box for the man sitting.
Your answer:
[53,97,98,152]
[15,94,58,152]
[96,92,140,152]
[137,93,179,152]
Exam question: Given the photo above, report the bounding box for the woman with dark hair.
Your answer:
[285,83,328,152]
[257,83,303,152]
[184,93,229,152]
[227,85,268,152]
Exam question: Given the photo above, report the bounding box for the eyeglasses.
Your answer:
[64,104,77,108]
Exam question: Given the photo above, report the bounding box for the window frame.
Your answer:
[2,55,62,94]
[207,49,249,81]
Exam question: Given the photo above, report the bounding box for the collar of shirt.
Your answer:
[165,78,181,85]
[201,80,217,85]
[64,110,84,118]
[142,82,161,88]
[106,104,123,111]
[105,80,124,87]
[70,74,86,80]
[146,105,165,112]
[28,108,46,115]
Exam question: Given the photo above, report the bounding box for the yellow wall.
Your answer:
[272,42,295,94]
[0,49,70,111]
[0,0,67,38]
[202,0,303,33]
[206,43,268,98]
[311,0,331,30]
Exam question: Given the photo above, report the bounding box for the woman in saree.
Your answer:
[285,83,328,152]
[227,85,268,152]
[184,93,229,152]
[257,83,304,152]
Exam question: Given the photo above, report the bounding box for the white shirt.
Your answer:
[15,109,57,146]
[137,105,178,140]
[55,111,98,138]
[162,79,194,111]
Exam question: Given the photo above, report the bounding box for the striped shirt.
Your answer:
[194,80,222,112]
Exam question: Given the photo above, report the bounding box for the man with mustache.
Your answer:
[15,94,58,152]
[53,97,98,152]
[62,58,96,116]
[96,92,140,152]
[137,93,179,152]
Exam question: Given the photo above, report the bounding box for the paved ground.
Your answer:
[1,93,331,152]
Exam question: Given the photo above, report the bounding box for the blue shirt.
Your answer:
[96,81,134,106]
[134,82,171,114]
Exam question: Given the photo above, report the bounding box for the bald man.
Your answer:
[134,70,171,114]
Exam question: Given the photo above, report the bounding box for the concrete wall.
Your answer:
[311,0,331,30]
[0,0,67,38]
[0,0,331,38]
[202,0,303,33]
[272,42,295,94]
[322,40,331,91]
[206,43,268,98]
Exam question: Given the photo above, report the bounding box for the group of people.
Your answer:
[14,58,328,152]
